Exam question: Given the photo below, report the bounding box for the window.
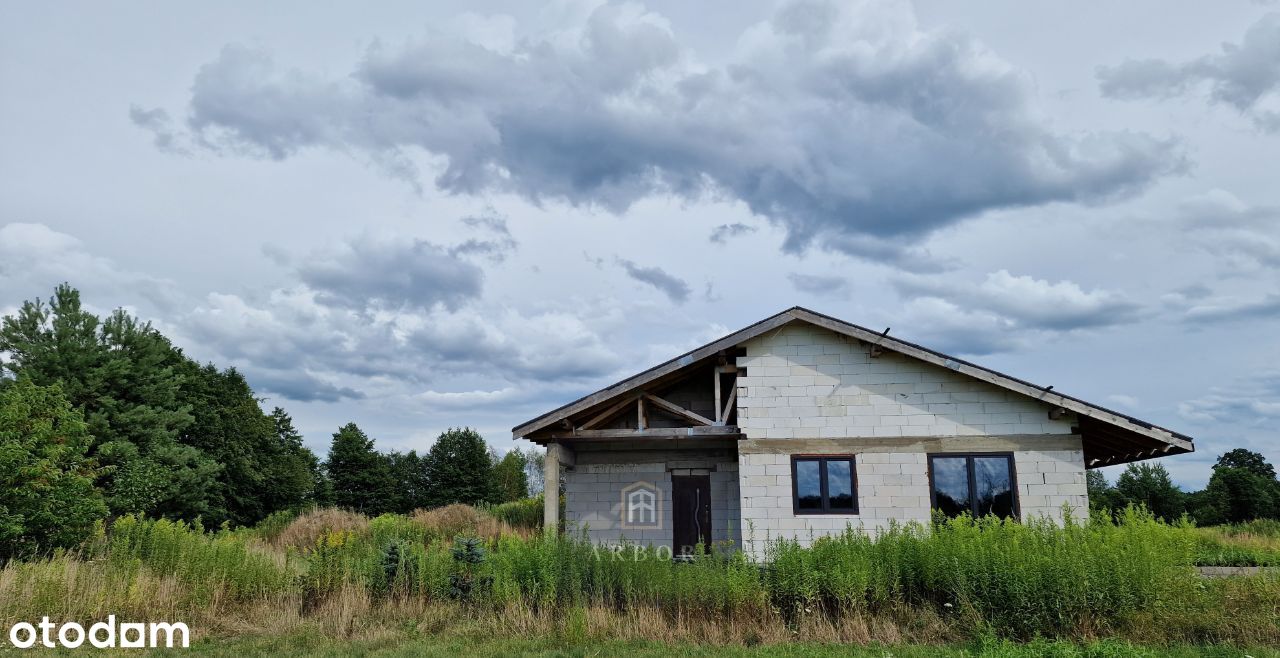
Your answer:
[791,456,857,514]
[928,453,1018,519]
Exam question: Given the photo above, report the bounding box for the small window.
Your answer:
[928,453,1018,519]
[791,456,858,514]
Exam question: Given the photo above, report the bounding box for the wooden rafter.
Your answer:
[642,393,714,426]
[578,395,639,430]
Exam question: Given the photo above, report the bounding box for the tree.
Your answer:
[492,449,530,503]
[1115,462,1184,521]
[325,423,393,514]
[522,447,545,496]
[385,450,430,513]
[1215,449,1276,480]
[1086,470,1122,511]
[1189,450,1279,524]
[0,379,108,559]
[424,428,496,507]
[0,286,220,520]
[264,407,323,513]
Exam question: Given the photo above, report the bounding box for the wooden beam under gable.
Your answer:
[642,393,714,427]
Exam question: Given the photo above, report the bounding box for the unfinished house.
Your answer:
[513,307,1194,558]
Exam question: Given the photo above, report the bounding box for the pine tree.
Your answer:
[424,428,496,507]
[325,423,392,514]
[0,285,219,520]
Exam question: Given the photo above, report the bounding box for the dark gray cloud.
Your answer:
[1098,13,1280,131]
[617,258,691,303]
[298,234,484,312]
[150,1,1180,262]
[893,270,1146,332]
[248,368,366,403]
[709,223,756,244]
[787,273,850,298]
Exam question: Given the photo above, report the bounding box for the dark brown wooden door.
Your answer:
[672,475,712,556]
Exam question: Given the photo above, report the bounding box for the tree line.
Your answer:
[0,284,539,560]
[1088,449,1280,524]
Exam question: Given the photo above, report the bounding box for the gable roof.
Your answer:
[513,307,1194,466]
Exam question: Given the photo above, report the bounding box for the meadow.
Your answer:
[1,504,1277,655]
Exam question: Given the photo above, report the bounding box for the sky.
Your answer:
[2,0,1278,489]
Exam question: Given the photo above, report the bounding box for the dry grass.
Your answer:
[410,504,535,541]
[273,508,370,550]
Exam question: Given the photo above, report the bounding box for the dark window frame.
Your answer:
[790,455,859,515]
[926,452,1020,520]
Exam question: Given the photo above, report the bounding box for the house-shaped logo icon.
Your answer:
[620,481,662,530]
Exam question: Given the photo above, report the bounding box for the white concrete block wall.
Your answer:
[1014,449,1088,521]
[734,322,1089,559]
[563,460,741,548]
[739,443,1088,558]
[736,323,1076,440]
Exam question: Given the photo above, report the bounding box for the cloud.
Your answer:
[0,222,181,312]
[1178,372,1280,425]
[617,258,691,303]
[1107,394,1141,409]
[249,368,366,403]
[894,269,1145,332]
[129,105,189,154]
[787,273,850,298]
[297,233,486,312]
[1098,13,1280,131]
[709,223,756,244]
[1170,190,1280,272]
[150,1,1180,262]
[177,286,627,403]
[890,297,1021,356]
[1184,294,1280,324]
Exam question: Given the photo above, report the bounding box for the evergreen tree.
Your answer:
[325,423,392,514]
[264,407,322,513]
[424,428,495,507]
[0,379,108,559]
[0,286,219,519]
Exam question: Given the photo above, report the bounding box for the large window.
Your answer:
[928,453,1018,519]
[791,456,857,514]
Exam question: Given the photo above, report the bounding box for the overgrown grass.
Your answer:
[1,503,1277,651]
[482,495,544,530]
[1195,520,1280,567]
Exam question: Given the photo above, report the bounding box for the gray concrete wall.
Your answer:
[562,449,742,549]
